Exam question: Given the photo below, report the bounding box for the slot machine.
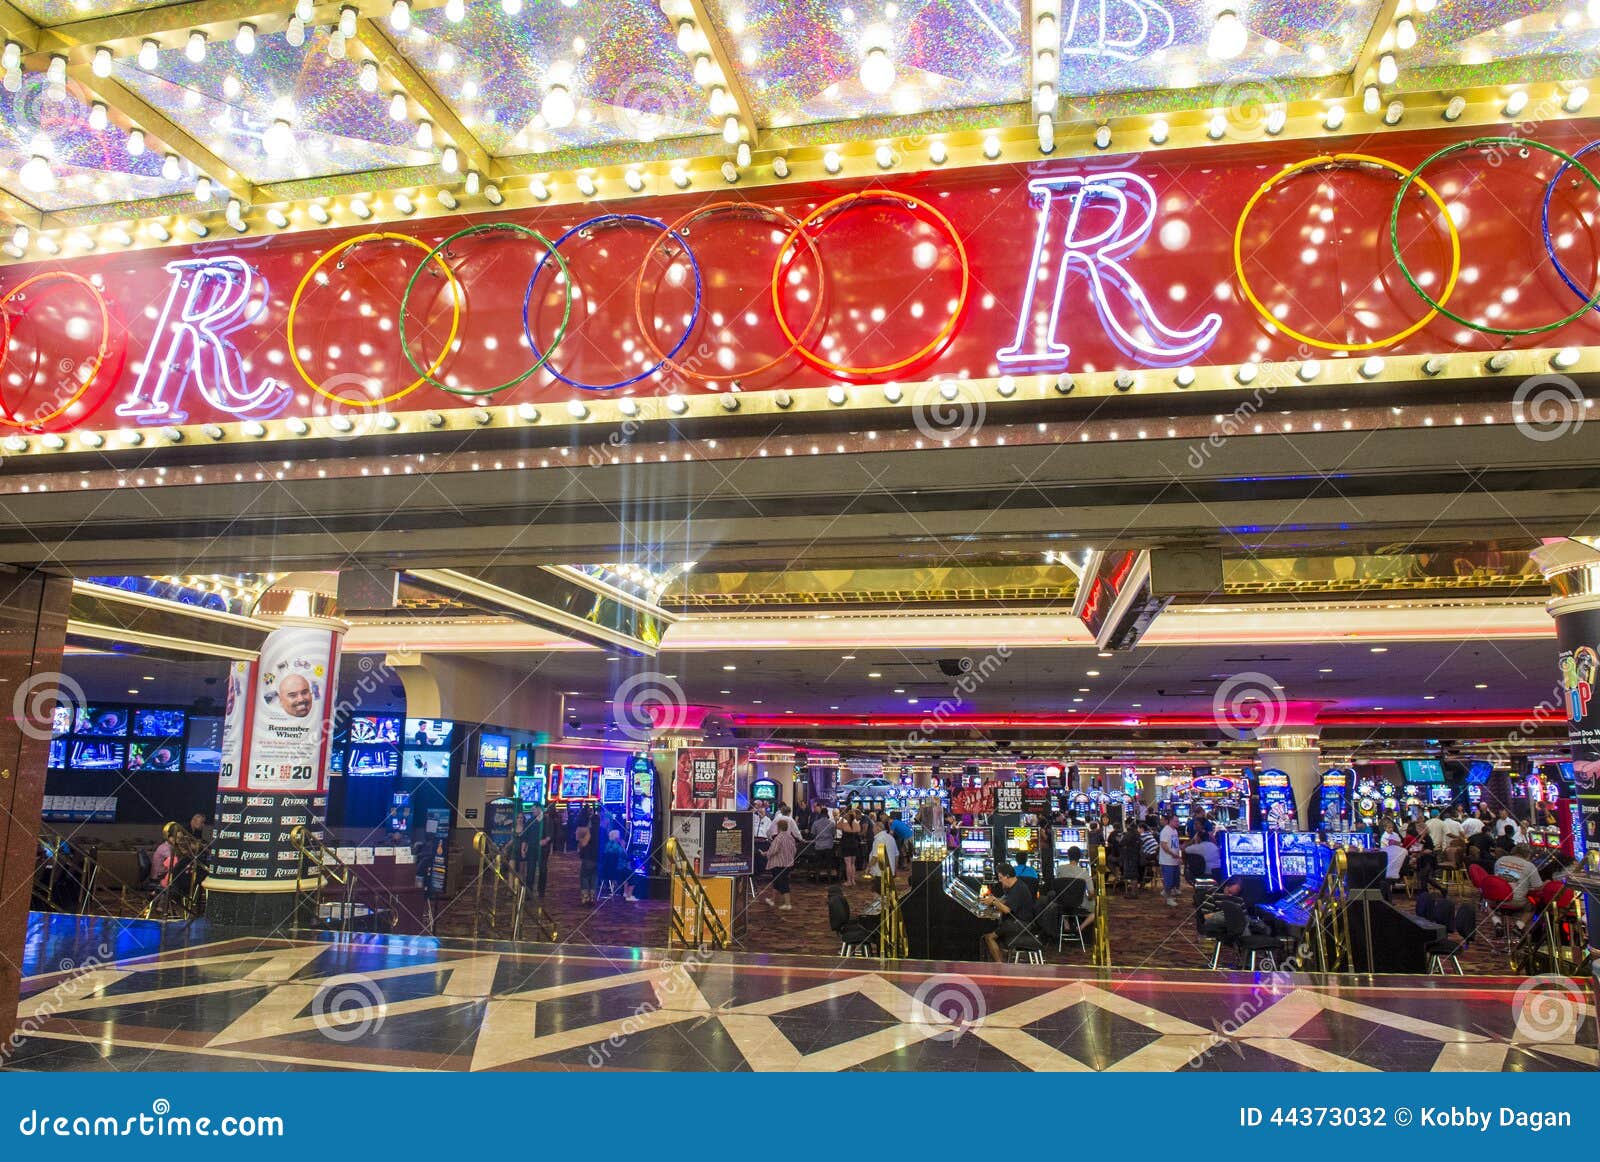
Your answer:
[1220,831,1269,881]
[1254,769,1298,831]
[1000,824,1042,874]
[626,755,656,895]
[1052,825,1090,878]
[1317,769,1350,830]
[954,826,994,883]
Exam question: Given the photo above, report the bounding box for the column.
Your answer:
[204,578,345,930]
[1253,702,1323,831]
[0,571,71,1049]
[1530,539,1600,960]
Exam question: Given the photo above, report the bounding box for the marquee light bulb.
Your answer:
[859,46,894,95]
[671,165,689,188]
[465,169,481,195]
[1324,103,1345,130]
[722,115,740,143]
[446,0,465,21]
[625,168,644,191]
[502,0,522,13]
[440,146,459,173]
[1036,13,1057,42]
[676,19,697,53]
[186,31,206,63]
[1,41,19,70]
[823,149,841,174]
[542,83,575,128]
[161,152,181,180]
[389,0,411,32]
[1363,84,1380,114]
[235,22,256,55]
[389,90,408,120]
[1208,10,1246,60]
[928,140,947,164]
[1149,118,1169,144]
[46,54,66,85]
[126,128,146,156]
[359,60,379,92]
[18,154,54,194]
[263,118,294,158]
[286,16,306,46]
[1377,52,1397,85]
[415,119,433,148]
[1504,89,1528,115]
[92,46,112,77]
[295,0,313,19]
[1035,49,1058,83]
[338,6,358,38]
[1039,114,1055,153]
[1567,86,1590,112]
[137,38,158,69]
[1443,95,1466,121]
[1093,124,1111,149]
[88,101,108,130]
[194,175,212,201]
[1395,17,1416,49]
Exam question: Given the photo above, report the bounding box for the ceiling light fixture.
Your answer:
[1208,9,1247,60]
[235,22,256,55]
[185,31,207,63]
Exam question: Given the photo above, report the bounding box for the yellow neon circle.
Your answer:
[288,232,462,408]
[1232,153,1461,354]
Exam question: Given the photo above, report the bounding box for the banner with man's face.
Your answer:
[245,625,341,794]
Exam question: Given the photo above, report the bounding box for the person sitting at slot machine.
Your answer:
[1380,822,1408,900]
[981,863,1038,963]
[1012,851,1040,890]
[1184,832,1221,880]
[1057,846,1094,900]
[1198,876,1248,940]
[1186,806,1210,842]
[1494,842,1543,909]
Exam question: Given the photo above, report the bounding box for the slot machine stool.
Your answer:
[1004,929,1046,965]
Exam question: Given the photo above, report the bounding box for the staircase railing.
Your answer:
[876,863,908,960]
[1311,847,1353,973]
[1091,845,1111,967]
[33,829,100,915]
[471,831,558,943]
[664,836,729,951]
[288,825,357,931]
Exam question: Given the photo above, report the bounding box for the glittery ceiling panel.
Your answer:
[0,77,193,211]
[112,29,433,185]
[1048,0,1382,99]
[397,0,716,158]
[8,0,167,22]
[712,0,1025,125]
[1407,0,1592,68]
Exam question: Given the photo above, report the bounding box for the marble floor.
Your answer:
[5,913,1595,1072]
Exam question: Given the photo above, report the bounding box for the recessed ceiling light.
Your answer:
[893,687,906,694]
[605,655,620,661]
[1475,683,1487,689]
[829,705,839,710]
[1373,706,1385,711]
[907,698,919,705]
[719,689,731,695]
[1423,695,1436,700]
[1097,651,1113,658]
[1078,687,1090,693]
[1369,647,1388,653]
[722,664,736,671]
[868,671,882,678]
[127,689,139,694]
[841,654,855,660]
[1318,668,1333,673]
[141,675,155,681]
[1086,670,1100,676]
[752,699,763,704]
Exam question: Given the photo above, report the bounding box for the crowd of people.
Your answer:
[1375,803,1548,906]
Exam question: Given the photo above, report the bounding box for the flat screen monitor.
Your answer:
[51,705,73,736]
[601,773,626,804]
[1428,785,1456,806]
[348,716,400,745]
[133,708,186,738]
[184,716,223,773]
[1277,831,1320,880]
[402,750,451,780]
[47,738,66,768]
[347,745,399,777]
[1399,758,1444,784]
[74,706,128,737]
[1222,831,1268,877]
[560,766,596,799]
[128,740,181,772]
[1466,761,1492,785]
[69,740,125,770]
[404,718,454,748]
[477,732,510,777]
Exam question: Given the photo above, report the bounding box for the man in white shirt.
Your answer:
[1382,831,1408,894]
[867,819,898,876]
[1157,814,1182,906]
[1423,810,1449,851]
[1460,812,1484,838]
[1440,811,1464,845]
[1494,846,1543,906]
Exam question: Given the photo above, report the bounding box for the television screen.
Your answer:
[1400,758,1444,784]
[69,740,125,770]
[347,745,399,777]
[128,740,181,772]
[477,732,510,777]
[184,716,223,773]
[1466,761,1492,784]
[329,748,345,775]
[1428,785,1456,806]
[51,705,73,735]
[48,738,66,768]
[402,750,451,780]
[74,706,128,737]
[560,766,595,799]
[404,718,454,748]
[602,774,626,804]
[133,708,186,738]
[348,716,400,745]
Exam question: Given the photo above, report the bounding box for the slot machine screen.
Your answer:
[69,740,125,770]
[402,750,451,780]
[1428,785,1455,807]
[1277,832,1319,880]
[128,741,181,772]
[405,718,454,748]
[133,708,186,739]
[476,733,510,778]
[561,766,596,799]
[184,716,223,773]
[601,768,626,805]
[74,706,129,737]
[1222,831,1268,877]
[515,773,546,805]
[51,705,73,735]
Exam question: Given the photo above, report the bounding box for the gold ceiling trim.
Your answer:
[0,340,1593,464]
[3,74,1594,262]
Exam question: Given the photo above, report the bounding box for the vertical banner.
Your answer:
[672,747,738,811]
[215,658,254,791]
[1553,606,1600,950]
[246,624,341,794]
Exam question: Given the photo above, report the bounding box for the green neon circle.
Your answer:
[399,222,572,396]
[1389,137,1600,337]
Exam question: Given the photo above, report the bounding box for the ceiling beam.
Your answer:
[1348,0,1404,96]
[355,18,490,178]
[0,0,40,50]
[67,67,258,206]
[0,187,44,234]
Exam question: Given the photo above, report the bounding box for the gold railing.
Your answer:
[472,831,558,943]
[288,825,357,931]
[1091,845,1111,967]
[664,837,729,951]
[1311,848,1354,973]
[142,822,207,920]
[876,863,908,960]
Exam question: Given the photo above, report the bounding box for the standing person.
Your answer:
[1158,813,1183,907]
[761,818,798,910]
[1187,805,1210,841]
[514,808,541,885]
[576,809,599,905]
[599,829,626,900]
[535,808,554,896]
[867,818,899,878]
[810,807,836,880]
[1380,819,1407,899]
[1119,818,1143,896]
[839,808,861,886]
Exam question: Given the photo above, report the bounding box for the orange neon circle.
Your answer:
[0,271,116,429]
[769,189,970,379]
[633,201,826,383]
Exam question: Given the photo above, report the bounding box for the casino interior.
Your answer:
[1,0,1599,1074]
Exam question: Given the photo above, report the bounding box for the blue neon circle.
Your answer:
[521,213,703,392]
[1540,140,1600,310]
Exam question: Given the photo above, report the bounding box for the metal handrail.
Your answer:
[1312,847,1353,973]
[142,822,209,921]
[876,863,908,960]
[288,825,356,932]
[1091,845,1111,967]
[471,831,557,943]
[664,837,729,950]
[1511,888,1588,976]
